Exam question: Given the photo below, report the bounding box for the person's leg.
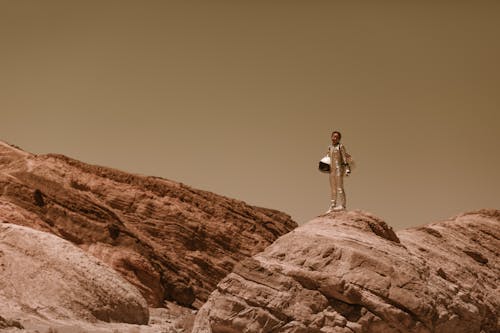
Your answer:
[334,173,346,210]
[327,171,337,212]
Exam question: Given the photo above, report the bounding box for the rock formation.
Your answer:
[0,222,149,326]
[0,141,297,309]
[192,209,500,333]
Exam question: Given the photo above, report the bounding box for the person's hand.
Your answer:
[345,168,351,176]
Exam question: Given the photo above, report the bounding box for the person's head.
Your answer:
[331,131,342,145]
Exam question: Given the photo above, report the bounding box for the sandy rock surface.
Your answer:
[0,141,296,308]
[0,222,149,328]
[0,303,197,333]
[193,209,500,333]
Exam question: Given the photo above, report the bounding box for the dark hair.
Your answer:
[331,131,342,139]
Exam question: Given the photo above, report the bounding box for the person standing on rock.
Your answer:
[324,131,351,213]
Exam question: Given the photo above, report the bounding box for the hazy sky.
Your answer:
[1,1,499,229]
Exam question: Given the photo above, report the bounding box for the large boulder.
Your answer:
[0,141,297,308]
[193,209,499,333]
[0,222,149,325]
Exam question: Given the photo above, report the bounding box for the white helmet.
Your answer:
[318,155,331,173]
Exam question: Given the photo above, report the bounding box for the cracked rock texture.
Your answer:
[192,210,500,333]
[0,222,149,325]
[0,141,297,309]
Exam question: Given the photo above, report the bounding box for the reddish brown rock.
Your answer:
[0,222,149,325]
[192,210,500,333]
[0,141,297,308]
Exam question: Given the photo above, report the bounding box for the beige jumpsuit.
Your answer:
[328,143,349,210]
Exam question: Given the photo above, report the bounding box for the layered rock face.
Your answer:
[0,222,149,325]
[193,210,499,333]
[0,141,297,308]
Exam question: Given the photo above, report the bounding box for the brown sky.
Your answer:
[1,1,499,229]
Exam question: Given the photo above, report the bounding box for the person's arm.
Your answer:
[340,144,351,175]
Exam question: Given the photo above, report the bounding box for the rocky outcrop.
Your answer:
[192,210,500,333]
[0,222,148,325]
[0,141,297,308]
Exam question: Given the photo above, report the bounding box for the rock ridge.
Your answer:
[0,141,297,308]
[193,209,500,333]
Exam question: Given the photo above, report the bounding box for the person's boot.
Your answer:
[326,200,336,213]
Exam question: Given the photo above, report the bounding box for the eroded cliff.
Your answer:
[0,141,297,309]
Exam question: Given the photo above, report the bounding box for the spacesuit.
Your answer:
[327,143,350,212]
